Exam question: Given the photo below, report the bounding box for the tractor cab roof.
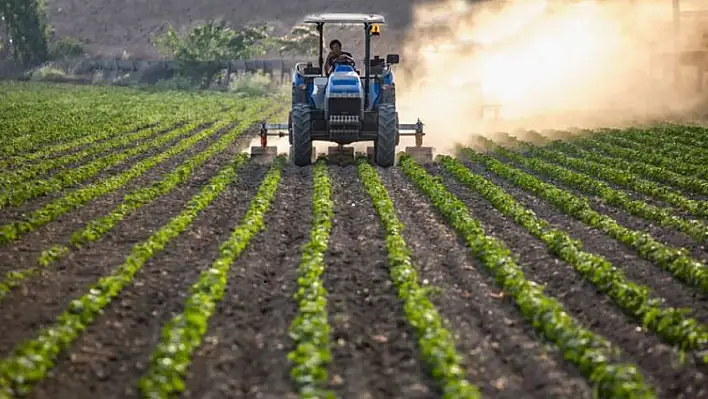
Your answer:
[302,13,386,25]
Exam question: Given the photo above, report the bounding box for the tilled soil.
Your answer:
[379,167,592,399]
[0,124,252,278]
[185,164,312,398]
[440,162,708,398]
[456,162,708,324]
[525,153,708,221]
[585,197,708,262]
[26,161,268,399]
[0,121,223,225]
[0,149,259,357]
[0,121,167,177]
[2,157,708,399]
[30,123,189,182]
[321,166,435,398]
[497,157,708,262]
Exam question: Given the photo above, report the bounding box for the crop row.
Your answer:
[0,150,654,398]
[138,156,287,397]
[0,98,271,245]
[0,108,270,301]
[1,118,225,208]
[399,154,654,398]
[518,143,708,218]
[593,131,708,170]
[460,148,708,293]
[438,155,708,353]
[639,124,708,148]
[4,143,708,398]
[0,151,261,397]
[0,82,248,158]
[572,135,706,181]
[2,81,706,397]
[0,119,183,189]
[490,145,708,242]
[545,140,708,196]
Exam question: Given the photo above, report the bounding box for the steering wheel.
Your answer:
[333,54,356,68]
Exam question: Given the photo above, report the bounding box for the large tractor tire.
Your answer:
[374,104,397,167]
[291,104,312,166]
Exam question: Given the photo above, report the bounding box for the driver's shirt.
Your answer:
[326,51,353,72]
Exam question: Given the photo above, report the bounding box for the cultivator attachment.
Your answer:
[328,145,355,165]
[400,119,434,164]
[250,122,286,163]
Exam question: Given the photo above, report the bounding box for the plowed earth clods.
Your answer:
[2,146,708,398]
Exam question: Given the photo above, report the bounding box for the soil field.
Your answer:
[0,82,708,399]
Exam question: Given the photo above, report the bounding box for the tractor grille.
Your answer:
[328,114,360,139]
[328,98,361,116]
[327,98,362,140]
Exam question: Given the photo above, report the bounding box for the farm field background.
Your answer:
[0,81,707,399]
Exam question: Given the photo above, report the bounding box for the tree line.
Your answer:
[0,0,51,67]
[0,1,319,70]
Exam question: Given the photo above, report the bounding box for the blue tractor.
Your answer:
[252,13,432,167]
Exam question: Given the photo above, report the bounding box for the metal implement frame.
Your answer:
[257,118,426,149]
[257,122,288,148]
[398,119,426,147]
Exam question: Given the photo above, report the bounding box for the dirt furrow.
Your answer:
[434,163,708,399]
[535,155,704,220]
[0,121,223,225]
[580,147,708,202]
[0,151,257,357]
[22,123,186,184]
[183,165,312,399]
[457,162,708,324]
[379,167,592,399]
[314,166,436,399]
[2,121,162,166]
[585,197,708,261]
[0,124,252,277]
[25,161,267,399]
[499,158,708,262]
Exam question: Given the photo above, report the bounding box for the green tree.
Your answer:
[153,19,273,88]
[0,0,50,67]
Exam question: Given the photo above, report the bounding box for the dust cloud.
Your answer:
[394,0,706,154]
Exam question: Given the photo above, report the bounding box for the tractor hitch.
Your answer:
[328,144,355,165]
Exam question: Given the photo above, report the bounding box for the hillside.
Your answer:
[43,0,430,58]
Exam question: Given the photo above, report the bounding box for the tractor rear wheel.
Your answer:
[291,104,312,166]
[374,104,397,167]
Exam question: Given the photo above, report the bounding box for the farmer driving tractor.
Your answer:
[325,39,354,75]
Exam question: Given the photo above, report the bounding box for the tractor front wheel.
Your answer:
[290,104,312,166]
[374,104,397,167]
